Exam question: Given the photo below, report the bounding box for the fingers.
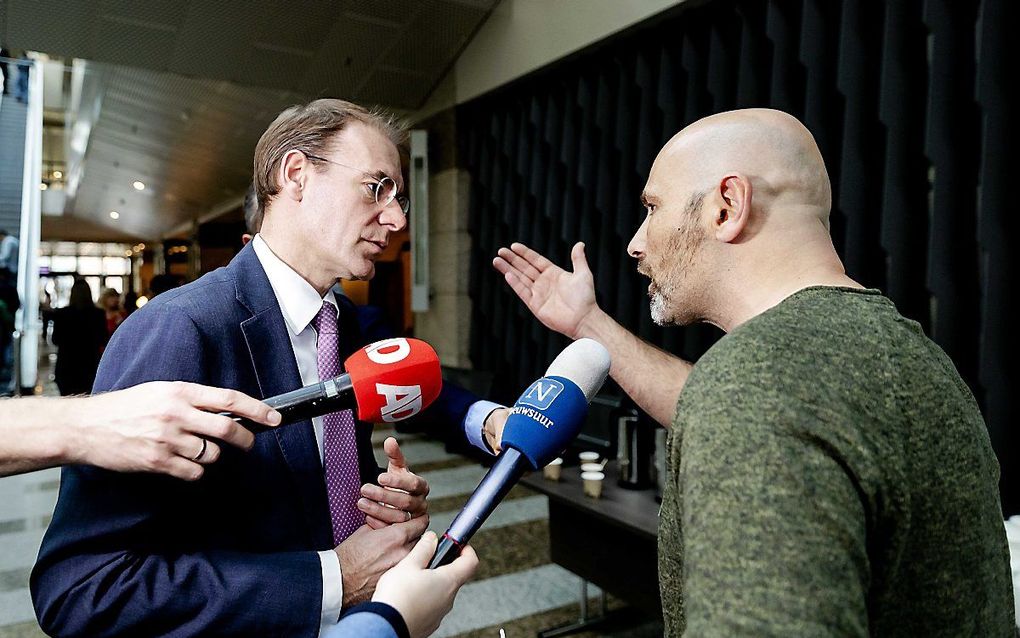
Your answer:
[492,255,528,287]
[394,512,430,543]
[161,456,205,481]
[497,267,535,306]
[439,544,479,584]
[172,434,222,465]
[357,497,422,524]
[570,242,592,276]
[509,242,555,273]
[179,410,256,451]
[495,246,544,282]
[383,437,407,471]
[361,483,428,516]
[365,515,389,530]
[400,531,439,568]
[173,382,281,428]
[378,470,429,498]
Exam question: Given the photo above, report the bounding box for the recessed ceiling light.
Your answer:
[133,181,145,191]
[109,211,120,220]
[53,170,63,179]
[39,183,48,191]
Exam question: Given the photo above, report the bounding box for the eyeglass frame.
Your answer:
[301,151,410,215]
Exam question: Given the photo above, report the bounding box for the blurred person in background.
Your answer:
[0,44,11,95]
[149,273,181,298]
[0,229,18,285]
[100,287,126,343]
[51,279,105,395]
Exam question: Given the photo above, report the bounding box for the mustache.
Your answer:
[636,258,651,278]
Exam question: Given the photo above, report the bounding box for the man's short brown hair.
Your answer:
[253,98,407,213]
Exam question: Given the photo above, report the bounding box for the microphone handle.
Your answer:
[428,448,530,569]
[230,374,354,433]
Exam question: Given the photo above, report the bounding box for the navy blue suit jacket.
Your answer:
[30,244,477,637]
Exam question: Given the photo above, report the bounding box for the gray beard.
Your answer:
[650,290,670,326]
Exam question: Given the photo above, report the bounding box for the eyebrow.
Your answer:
[368,169,403,192]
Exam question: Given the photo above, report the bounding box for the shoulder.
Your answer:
[116,268,240,339]
[141,268,237,319]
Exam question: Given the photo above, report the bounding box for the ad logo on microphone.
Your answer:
[376,383,423,422]
[518,378,564,411]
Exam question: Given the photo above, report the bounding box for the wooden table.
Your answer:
[521,460,662,635]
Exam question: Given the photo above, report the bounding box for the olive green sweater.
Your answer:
[659,286,1016,637]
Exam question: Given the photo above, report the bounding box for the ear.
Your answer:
[714,173,752,243]
[278,150,308,202]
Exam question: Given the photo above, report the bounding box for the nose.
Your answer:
[379,200,407,232]
[628,216,649,260]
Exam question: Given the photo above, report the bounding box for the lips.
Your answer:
[362,238,387,253]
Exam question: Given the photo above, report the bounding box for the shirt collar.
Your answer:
[251,234,337,335]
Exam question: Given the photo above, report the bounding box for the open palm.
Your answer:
[492,241,598,339]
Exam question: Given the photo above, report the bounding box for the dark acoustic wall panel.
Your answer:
[457,0,1016,514]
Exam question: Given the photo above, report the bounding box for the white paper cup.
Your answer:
[578,451,601,463]
[581,470,605,498]
[580,462,603,473]
[543,457,563,481]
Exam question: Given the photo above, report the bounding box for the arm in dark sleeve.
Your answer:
[30,304,322,638]
[676,398,871,637]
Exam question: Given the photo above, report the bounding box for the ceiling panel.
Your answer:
[3,0,497,109]
[3,0,498,240]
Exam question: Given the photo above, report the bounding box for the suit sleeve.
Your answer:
[30,303,322,638]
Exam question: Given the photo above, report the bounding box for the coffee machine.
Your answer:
[616,408,655,489]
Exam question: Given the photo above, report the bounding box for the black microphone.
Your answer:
[428,339,610,569]
[235,374,353,433]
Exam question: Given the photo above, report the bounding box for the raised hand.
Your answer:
[360,437,430,529]
[492,241,602,340]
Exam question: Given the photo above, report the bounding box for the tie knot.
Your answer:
[312,300,338,335]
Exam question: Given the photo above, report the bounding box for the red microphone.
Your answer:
[345,338,443,422]
[231,337,443,431]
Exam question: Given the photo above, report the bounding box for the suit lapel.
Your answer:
[232,244,332,549]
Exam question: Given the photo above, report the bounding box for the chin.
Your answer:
[347,262,376,281]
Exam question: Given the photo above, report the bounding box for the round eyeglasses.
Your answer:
[303,152,410,215]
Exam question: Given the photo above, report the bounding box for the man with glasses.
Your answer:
[33,99,490,637]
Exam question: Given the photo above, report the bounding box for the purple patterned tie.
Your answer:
[311,301,364,545]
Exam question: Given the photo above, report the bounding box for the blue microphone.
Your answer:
[428,339,610,568]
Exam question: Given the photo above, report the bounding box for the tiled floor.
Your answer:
[0,345,662,637]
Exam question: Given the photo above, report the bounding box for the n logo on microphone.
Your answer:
[518,378,564,411]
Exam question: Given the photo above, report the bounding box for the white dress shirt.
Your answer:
[252,235,498,632]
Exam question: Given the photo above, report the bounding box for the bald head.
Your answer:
[630,109,853,331]
[653,108,831,225]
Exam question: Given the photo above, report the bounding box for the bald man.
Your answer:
[494,109,1016,637]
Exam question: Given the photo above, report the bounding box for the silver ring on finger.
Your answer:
[405,510,412,522]
[191,438,208,462]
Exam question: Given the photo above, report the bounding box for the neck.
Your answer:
[706,221,863,332]
[258,221,335,296]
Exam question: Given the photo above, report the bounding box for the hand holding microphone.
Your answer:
[429,338,611,568]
